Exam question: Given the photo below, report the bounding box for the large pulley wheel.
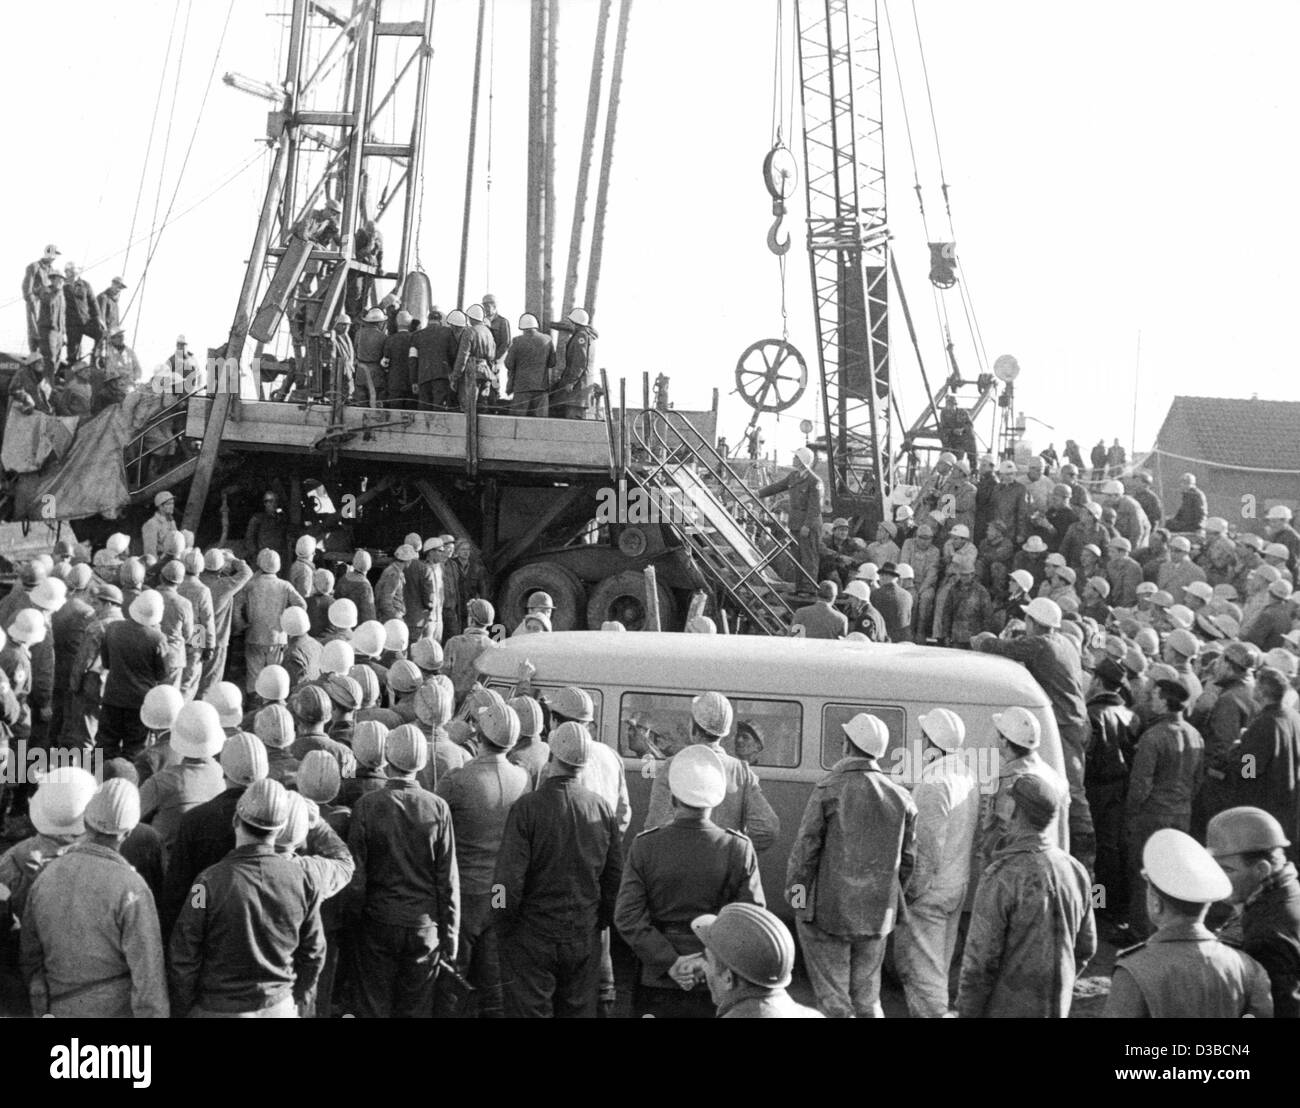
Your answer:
[735,339,808,413]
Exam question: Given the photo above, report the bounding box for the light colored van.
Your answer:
[476,631,1067,917]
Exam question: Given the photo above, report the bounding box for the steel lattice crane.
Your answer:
[794,0,892,523]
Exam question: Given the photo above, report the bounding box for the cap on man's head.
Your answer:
[83,778,142,837]
[385,724,429,773]
[1169,536,1192,553]
[1011,772,1061,830]
[668,744,728,808]
[1142,828,1230,904]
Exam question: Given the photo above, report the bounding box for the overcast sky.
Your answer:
[2,0,1296,465]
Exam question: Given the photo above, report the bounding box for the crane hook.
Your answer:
[767,198,791,256]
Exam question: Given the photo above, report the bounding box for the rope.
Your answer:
[129,0,236,338]
[1148,448,1300,476]
[123,1,181,279]
[911,0,952,234]
[881,0,928,237]
[132,0,194,344]
[0,149,266,316]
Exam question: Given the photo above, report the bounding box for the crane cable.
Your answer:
[770,0,794,341]
[131,0,194,346]
[911,0,953,237]
[881,0,929,239]
[123,1,182,280]
[128,0,236,342]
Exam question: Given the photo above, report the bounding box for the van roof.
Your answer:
[477,632,1052,709]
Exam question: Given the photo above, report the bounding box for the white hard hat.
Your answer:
[1024,597,1062,629]
[203,682,244,729]
[896,563,915,581]
[856,563,879,582]
[949,524,971,540]
[1045,552,1067,568]
[842,713,889,758]
[140,684,184,731]
[1267,504,1294,522]
[691,691,734,738]
[328,598,358,629]
[173,700,227,759]
[996,460,1017,476]
[445,309,468,328]
[7,609,46,646]
[937,451,957,466]
[1204,517,1229,535]
[30,578,67,611]
[668,744,728,808]
[320,639,356,675]
[1100,480,1124,496]
[548,685,594,723]
[917,708,965,753]
[30,766,98,837]
[568,307,590,326]
[1167,603,1195,630]
[844,580,871,602]
[254,665,291,702]
[352,620,386,657]
[518,313,540,330]
[280,607,310,638]
[130,590,165,628]
[550,720,591,767]
[384,618,409,652]
[295,535,317,558]
[794,447,814,469]
[1142,828,1231,904]
[991,706,1041,749]
[466,303,486,323]
[1009,569,1034,594]
[1184,580,1214,602]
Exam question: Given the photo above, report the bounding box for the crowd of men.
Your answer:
[764,445,1300,1016]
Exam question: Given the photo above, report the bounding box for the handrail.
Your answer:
[629,408,818,634]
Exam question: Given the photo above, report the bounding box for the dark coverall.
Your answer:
[346,778,460,1018]
[757,466,824,585]
[492,775,623,1018]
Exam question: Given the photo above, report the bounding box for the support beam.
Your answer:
[541,0,559,324]
[562,0,612,317]
[414,478,474,544]
[487,486,590,573]
[585,0,632,317]
[458,0,489,307]
[524,0,547,317]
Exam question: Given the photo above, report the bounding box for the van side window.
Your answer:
[486,680,603,740]
[618,692,801,768]
[822,704,907,770]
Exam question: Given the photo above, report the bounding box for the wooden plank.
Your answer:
[644,565,661,631]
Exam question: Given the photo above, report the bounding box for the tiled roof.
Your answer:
[1155,395,1300,471]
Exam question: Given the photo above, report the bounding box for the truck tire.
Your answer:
[586,569,678,632]
[499,561,588,631]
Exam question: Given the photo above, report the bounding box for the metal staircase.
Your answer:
[630,409,817,635]
[126,390,200,505]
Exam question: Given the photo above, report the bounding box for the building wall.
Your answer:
[1148,448,1300,536]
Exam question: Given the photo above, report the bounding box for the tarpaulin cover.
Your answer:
[6,398,151,521]
[1,408,77,474]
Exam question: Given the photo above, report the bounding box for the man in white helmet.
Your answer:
[973,597,1095,877]
[615,744,764,1018]
[756,447,824,586]
[380,307,420,410]
[98,592,171,760]
[1105,828,1272,1017]
[198,550,253,696]
[1265,504,1300,575]
[547,307,598,419]
[786,712,916,1017]
[243,550,308,695]
[645,691,779,852]
[894,708,980,1017]
[504,313,557,417]
[451,304,498,411]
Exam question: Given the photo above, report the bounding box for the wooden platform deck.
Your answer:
[185,396,716,477]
